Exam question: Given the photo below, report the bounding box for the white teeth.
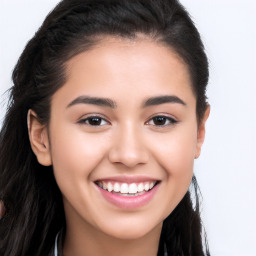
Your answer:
[113,183,120,192]
[120,183,129,193]
[107,182,113,192]
[99,181,157,194]
[128,183,137,194]
[144,183,150,191]
[137,183,144,192]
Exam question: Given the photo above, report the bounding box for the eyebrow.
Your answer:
[67,96,117,108]
[67,95,186,109]
[142,95,186,107]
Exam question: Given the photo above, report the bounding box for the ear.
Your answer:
[27,109,52,166]
[195,105,210,159]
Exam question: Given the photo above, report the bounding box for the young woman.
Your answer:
[0,0,211,255]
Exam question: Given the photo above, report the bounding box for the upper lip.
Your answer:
[94,175,161,183]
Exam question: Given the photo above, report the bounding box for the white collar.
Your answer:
[54,232,60,256]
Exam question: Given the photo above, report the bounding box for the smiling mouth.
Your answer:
[95,180,160,197]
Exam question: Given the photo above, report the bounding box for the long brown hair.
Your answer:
[0,0,210,255]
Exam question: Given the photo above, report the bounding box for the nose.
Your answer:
[108,124,149,168]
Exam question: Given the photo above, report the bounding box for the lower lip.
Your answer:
[95,183,160,209]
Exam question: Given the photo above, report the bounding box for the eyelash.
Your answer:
[77,115,109,126]
[77,115,178,127]
[146,115,178,127]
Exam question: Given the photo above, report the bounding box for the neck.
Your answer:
[63,219,162,256]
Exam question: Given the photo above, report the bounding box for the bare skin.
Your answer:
[0,200,6,219]
[28,37,210,256]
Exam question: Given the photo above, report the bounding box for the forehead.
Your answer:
[66,36,190,79]
[54,37,195,108]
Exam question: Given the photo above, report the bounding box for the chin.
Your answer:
[107,229,152,240]
[99,219,163,240]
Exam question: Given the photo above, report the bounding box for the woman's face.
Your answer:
[31,37,208,240]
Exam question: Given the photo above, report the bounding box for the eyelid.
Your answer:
[77,113,111,126]
[145,114,178,126]
[76,113,178,127]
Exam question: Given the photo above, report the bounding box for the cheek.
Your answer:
[49,126,110,187]
[152,128,197,174]
[149,126,197,206]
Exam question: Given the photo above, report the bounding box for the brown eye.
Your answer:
[153,116,167,125]
[88,117,102,125]
[78,116,109,126]
[147,116,177,126]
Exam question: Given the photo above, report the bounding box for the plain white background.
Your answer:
[0,0,255,255]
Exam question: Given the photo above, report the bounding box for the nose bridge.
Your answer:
[108,121,149,168]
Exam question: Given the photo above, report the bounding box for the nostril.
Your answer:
[108,147,149,168]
